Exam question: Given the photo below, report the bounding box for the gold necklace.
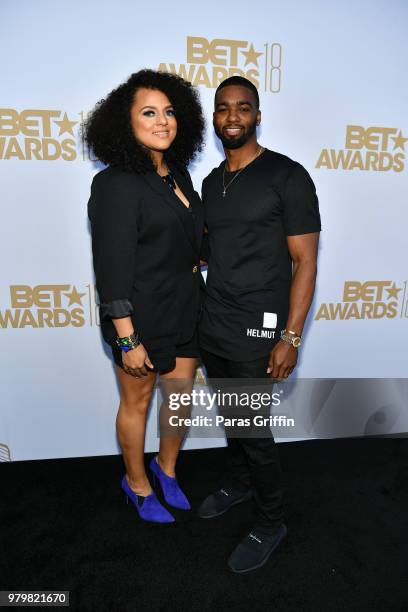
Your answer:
[222,146,263,197]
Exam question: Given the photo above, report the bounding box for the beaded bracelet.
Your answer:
[115,332,141,352]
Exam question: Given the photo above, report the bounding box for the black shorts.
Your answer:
[112,332,199,374]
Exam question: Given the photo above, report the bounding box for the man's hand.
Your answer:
[122,344,154,377]
[267,340,298,379]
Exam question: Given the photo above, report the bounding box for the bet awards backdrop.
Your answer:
[1,0,407,460]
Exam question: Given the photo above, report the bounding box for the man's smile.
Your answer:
[223,126,244,137]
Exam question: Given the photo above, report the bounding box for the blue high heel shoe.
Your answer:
[121,475,175,523]
[149,456,191,510]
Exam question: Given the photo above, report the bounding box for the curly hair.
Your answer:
[84,69,205,173]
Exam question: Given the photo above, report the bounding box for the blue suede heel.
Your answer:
[121,475,175,523]
[149,456,191,510]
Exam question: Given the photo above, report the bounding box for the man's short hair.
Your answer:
[215,76,260,109]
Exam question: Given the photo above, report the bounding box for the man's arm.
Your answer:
[267,232,319,378]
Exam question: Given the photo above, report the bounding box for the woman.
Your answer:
[85,69,205,523]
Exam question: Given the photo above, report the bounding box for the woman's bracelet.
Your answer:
[115,332,141,352]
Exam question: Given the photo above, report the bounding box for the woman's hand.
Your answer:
[122,344,154,377]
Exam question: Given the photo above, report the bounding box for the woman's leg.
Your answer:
[157,357,197,476]
[116,366,157,496]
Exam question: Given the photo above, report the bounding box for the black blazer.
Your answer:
[88,164,204,350]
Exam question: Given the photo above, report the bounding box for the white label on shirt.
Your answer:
[263,312,277,329]
[247,328,276,338]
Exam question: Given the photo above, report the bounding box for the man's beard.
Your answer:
[214,119,257,150]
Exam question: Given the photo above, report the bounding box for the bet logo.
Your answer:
[316,125,407,172]
[158,36,282,92]
[0,284,100,328]
[315,280,407,320]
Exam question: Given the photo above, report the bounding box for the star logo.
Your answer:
[386,282,401,300]
[64,286,86,306]
[53,112,78,137]
[241,43,263,67]
[391,130,408,151]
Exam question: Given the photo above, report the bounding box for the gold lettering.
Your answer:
[19,309,38,328]
[4,137,24,160]
[361,303,374,318]
[387,302,398,318]
[245,69,259,89]
[0,309,21,328]
[32,285,70,307]
[187,36,209,64]
[10,286,33,308]
[343,282,361,302]
[360,282,377,301]
[365,281,390,301]
[225,40,248,66]
[53,309,72,327]
[329,303,349,320]
[194,66,212,88]
[24,138,42,160]
[42,138,61,161]
[314,303,330,320]
[212,67,229,87]
[37,310,55,327]
[371,127,397,151]
[378,152,393,171]
[330,149,352,169]
[364,127,381,150]
[345,125,365,149]
[364,151,379,171]
[20,110,60,137]
[345,281,390,302]
[187,37,248,67]
[393,153,405,172]
[227,68,247,78]
[345,303,360,319]
[373,302,387,318]
[349,151,364,170]
[158,63,197,82]
[61,139,76,161]
[345,125,398,150]
[71,307,85,327]
[0,109,19,136]
[315,149,332,169]
[209,39,228,66]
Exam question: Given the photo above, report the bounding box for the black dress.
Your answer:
[88,163,204,372]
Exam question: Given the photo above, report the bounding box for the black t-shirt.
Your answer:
[199,148,321,360]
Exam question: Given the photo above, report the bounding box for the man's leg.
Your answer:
[229,355,284,534]
[226,354,287,573]
[198,348,253,518]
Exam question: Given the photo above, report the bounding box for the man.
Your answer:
[198,76,321,573]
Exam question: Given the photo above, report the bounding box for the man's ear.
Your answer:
[256,110,261,126]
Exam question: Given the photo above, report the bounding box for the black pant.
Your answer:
[200,347,284,534]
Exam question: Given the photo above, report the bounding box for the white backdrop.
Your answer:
[1,0,407,461]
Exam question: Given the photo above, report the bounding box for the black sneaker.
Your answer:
[227,524,287,573]
[197,487,253,519]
